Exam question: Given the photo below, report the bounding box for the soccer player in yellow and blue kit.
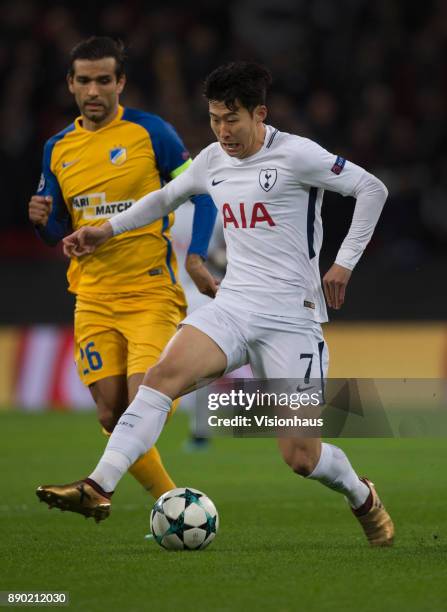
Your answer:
[28,37,217,501]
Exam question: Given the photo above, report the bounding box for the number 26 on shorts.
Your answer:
[80,341,103,375]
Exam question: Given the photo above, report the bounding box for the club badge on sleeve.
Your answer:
[331,156,346,175]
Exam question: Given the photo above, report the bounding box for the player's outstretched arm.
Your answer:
[64,158,205,258]
[63,223,113,257]
[110,162,203,236]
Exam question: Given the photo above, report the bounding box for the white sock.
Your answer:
[89,385,171,492]
[307,442,370,509]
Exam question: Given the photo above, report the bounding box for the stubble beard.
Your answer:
[84,109,107,123]
[82,101,110,124]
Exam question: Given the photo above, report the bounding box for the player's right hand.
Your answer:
[28,195,52,226]
[62,223,113,258]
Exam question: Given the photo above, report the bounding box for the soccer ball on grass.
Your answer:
[150,487,219,550]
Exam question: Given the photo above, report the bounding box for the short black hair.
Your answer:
[204,61,272,113]
[68,36,126,78]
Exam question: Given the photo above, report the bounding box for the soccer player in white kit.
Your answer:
[37,62,394,546]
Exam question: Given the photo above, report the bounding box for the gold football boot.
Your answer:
[353,477,394,546]
[36,479,111,523]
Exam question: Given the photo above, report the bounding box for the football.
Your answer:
[150,487,219,550]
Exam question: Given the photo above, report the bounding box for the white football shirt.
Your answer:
[111,125,388,322]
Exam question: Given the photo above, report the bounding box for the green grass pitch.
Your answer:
[1,411,446,611]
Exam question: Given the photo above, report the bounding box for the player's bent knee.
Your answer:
[143,361,186,394]
[283,449,316,477]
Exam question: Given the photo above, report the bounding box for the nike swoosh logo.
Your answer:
[296,385,313,392]
[62,159,80,169]
[212,178,227,186]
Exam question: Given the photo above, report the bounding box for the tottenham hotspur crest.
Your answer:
[259,168,277,192]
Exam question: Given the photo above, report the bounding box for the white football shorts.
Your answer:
[181,297,328,381]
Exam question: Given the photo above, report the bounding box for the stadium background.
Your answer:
[1,3,447,611]
[0,0,446,402]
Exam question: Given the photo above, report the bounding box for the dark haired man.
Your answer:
[29,36,217,501]
[38,61,394,547]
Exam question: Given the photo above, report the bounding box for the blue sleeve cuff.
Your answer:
[34,217,69,247]
[188,194,217,259]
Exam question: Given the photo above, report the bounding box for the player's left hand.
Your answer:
[185,253,220,298]
[322,263,352,310]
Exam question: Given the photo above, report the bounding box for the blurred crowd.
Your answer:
[1,0,446,265]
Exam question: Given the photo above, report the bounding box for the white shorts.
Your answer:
[181,298,328,381]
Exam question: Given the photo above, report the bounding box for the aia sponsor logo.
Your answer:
[222,202,276,228]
